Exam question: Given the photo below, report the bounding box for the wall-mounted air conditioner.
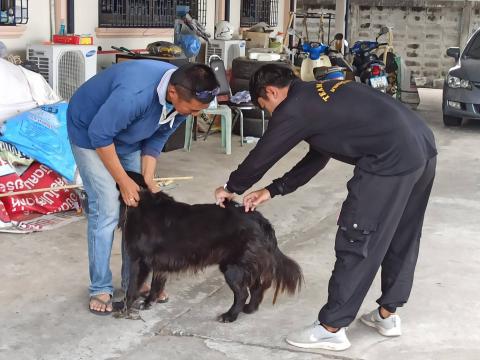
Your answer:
[27,44,97,100]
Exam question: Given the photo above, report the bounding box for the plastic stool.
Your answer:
[184,105,232,155]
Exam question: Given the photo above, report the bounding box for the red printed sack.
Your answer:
[0,160,79,222]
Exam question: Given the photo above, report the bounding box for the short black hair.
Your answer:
[249,64,297,107]
[169,63,220,104]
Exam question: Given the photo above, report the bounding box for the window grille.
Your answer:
[99,0,206,28]
[0,0,28,26]
[240,0,278,28]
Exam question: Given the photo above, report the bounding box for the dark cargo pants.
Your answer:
[318,157,436,328]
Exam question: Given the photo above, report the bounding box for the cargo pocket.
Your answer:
[335,215,378,259]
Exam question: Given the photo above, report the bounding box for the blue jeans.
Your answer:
[71,144,140,296]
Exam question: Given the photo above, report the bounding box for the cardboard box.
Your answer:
[52,35,93,45]
[242,31,270,49]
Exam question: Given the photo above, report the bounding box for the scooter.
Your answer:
[299,42,332,81]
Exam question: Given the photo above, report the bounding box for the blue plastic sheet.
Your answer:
[0,102,76,181]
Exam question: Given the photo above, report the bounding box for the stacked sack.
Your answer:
[0,102,80,228]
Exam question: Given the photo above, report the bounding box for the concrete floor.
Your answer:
[1,89,479,360]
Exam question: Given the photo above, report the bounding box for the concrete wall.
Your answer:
[296,0,480,87]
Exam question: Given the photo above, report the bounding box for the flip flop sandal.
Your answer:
[89,295,113,316]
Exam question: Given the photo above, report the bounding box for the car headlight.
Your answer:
[447,75,472,89]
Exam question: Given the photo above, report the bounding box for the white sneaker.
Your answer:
[285,320,351,351]
[360,309,402,337]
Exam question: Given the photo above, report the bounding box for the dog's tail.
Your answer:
[261,220,303,304]
[272,248,303,304]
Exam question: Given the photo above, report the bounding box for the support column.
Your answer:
[460,1,472,50]
[54,0,67,36]
[335,0,347,38]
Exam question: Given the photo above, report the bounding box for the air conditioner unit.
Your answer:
[27,44,97,100]
[206,39,246,69]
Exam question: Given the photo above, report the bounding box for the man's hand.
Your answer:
[144,178,161,193]
[243,188,271,212]
[215,186,235,208]
[118,176,141,207]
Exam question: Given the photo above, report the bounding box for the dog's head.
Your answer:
[123,171,175,203]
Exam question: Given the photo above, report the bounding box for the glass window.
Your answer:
[240,0,279,28]
[98,0,206,28]
[464,31,480,59]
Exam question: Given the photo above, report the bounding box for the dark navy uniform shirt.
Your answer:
[226,79,437,197]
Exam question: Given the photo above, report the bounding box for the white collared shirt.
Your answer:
[157,68,178,128]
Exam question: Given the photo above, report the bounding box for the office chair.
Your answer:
[184,55,265,154]
[209,55,265,146]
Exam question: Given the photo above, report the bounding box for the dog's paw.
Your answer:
[242,304,258,314]
[218,312,238,323]
[131,298,147,310]
[142,301,152,310]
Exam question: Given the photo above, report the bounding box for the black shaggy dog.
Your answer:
[119,171,303,322]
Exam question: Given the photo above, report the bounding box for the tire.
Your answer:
[232,58,266,79]
[443,114,462,127]
[230,77,250,94]
[232,58,290,80]
[233,117,269,137]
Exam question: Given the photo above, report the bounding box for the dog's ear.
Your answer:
[125,171,148,189]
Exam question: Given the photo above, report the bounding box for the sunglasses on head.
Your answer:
[194,86,220,100]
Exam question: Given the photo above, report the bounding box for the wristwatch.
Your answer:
[223,183,232,193]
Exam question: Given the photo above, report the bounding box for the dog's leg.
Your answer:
[126,258,141,309]
[128,259,151,310]
[219,265,248,323]
[137,259,150,293]
[243,279,271,314]
[143,271,167,310]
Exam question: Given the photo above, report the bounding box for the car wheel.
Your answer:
[443,114,462,126]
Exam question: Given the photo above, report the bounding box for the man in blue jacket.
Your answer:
[68,61,219,315]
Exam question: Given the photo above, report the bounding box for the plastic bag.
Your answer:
[178,34,201,58]
[0,102,76,181]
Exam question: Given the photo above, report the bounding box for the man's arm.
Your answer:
[241,148,330,212]
[141,155,158,192]
[141,116,186,158]
[96,144,140,207]
[88,89,146,207]
[87,88,143,149]
[225,113,306,195]
[265,148,330,197]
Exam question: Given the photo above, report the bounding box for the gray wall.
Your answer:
[295,0,480,87]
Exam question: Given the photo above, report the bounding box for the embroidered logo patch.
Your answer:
[316,80,351,102]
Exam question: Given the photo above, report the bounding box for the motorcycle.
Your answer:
[349,26,420,108]
[349,27,391,92]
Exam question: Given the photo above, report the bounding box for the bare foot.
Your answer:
[90,293,112,313]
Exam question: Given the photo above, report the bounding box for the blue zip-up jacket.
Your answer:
[67,60,185,158]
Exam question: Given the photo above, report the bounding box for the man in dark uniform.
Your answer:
[214,64,437,351]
